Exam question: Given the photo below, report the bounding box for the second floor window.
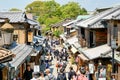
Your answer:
[113,24,118,39]
[81,28,85,39]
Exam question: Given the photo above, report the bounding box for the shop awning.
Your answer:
[10,44,33,70]
[31,45,42,56]
[78,54,89,61]
[66,36,78,45]
[73,42,81,49]
[82,44,111,60]
[71,46,78,54]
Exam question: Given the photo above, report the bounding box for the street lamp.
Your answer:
[111,39,116,73]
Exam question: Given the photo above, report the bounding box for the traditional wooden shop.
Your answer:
[0,48,14,80]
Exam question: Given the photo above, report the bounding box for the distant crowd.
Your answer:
[16,36,88,80]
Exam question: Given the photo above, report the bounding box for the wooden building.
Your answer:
[50,19,72,32]
[0,12,41,79]
[60,15,90,45]
[76,14,108,48]
[102,6,120,80]
[0,12,41,45]
[0,48,14,80]
[75,5,120,80]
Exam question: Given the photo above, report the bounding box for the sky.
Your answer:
[0,0,120,11]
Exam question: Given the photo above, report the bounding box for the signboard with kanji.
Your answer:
[28,32,33,42]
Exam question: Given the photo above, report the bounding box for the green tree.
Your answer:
[80,8,88,15]
[9,8,22,11]
[25,1,45,16]
[61,2,86,19]
[53,30,62,37]
[25,1,87,36]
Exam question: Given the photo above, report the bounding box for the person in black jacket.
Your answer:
[57,68,67,80]
[23,65,33,80]
[68,67,76,80]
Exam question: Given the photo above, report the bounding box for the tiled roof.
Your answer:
[82,44,111,60]
[66,36,78,45]
[63,19,81,27]
[0,12,26,23]
[27,19,39,26]
[10,44,33,70]
[0,12,41,29]
[51,19,72,28]
[63,15,90,27]
[0,48,13,63]
[76,6,120,28]
[103,6,120,20]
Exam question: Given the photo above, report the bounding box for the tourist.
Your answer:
[111,75,116,80]
[56,58,61,72]
[23,65,33,80]
[37,72,45,80]
[57,68,67,80]
[73,67,88,80]
[68,67,76,80]
[31,72,40,80]
[44,69,56,80]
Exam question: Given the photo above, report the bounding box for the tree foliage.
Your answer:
[25,0,88,36]
[53,30,62,38]
[61,2,81,18]
[9,8,22,11]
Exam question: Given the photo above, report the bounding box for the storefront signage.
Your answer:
[89,63,94,74]
[28,32,33,42]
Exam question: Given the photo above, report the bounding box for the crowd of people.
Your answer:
[23,65,88,80]
[22,36,89,80]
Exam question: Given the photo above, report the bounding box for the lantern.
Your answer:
[1,23,14,45]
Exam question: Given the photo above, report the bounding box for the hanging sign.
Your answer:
[28,32,33,42]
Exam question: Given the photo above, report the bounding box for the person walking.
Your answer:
[40,61,46,73]
[54,49,59,59]
[37,72,45,80]
[45,54,50,69]
[44,69,56,80]
[56,58,61,73]
[31,72,40,80]
[23,65,33,80]
[57,69,67,80]
[68,67,76,80]
[73,67,88,80]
